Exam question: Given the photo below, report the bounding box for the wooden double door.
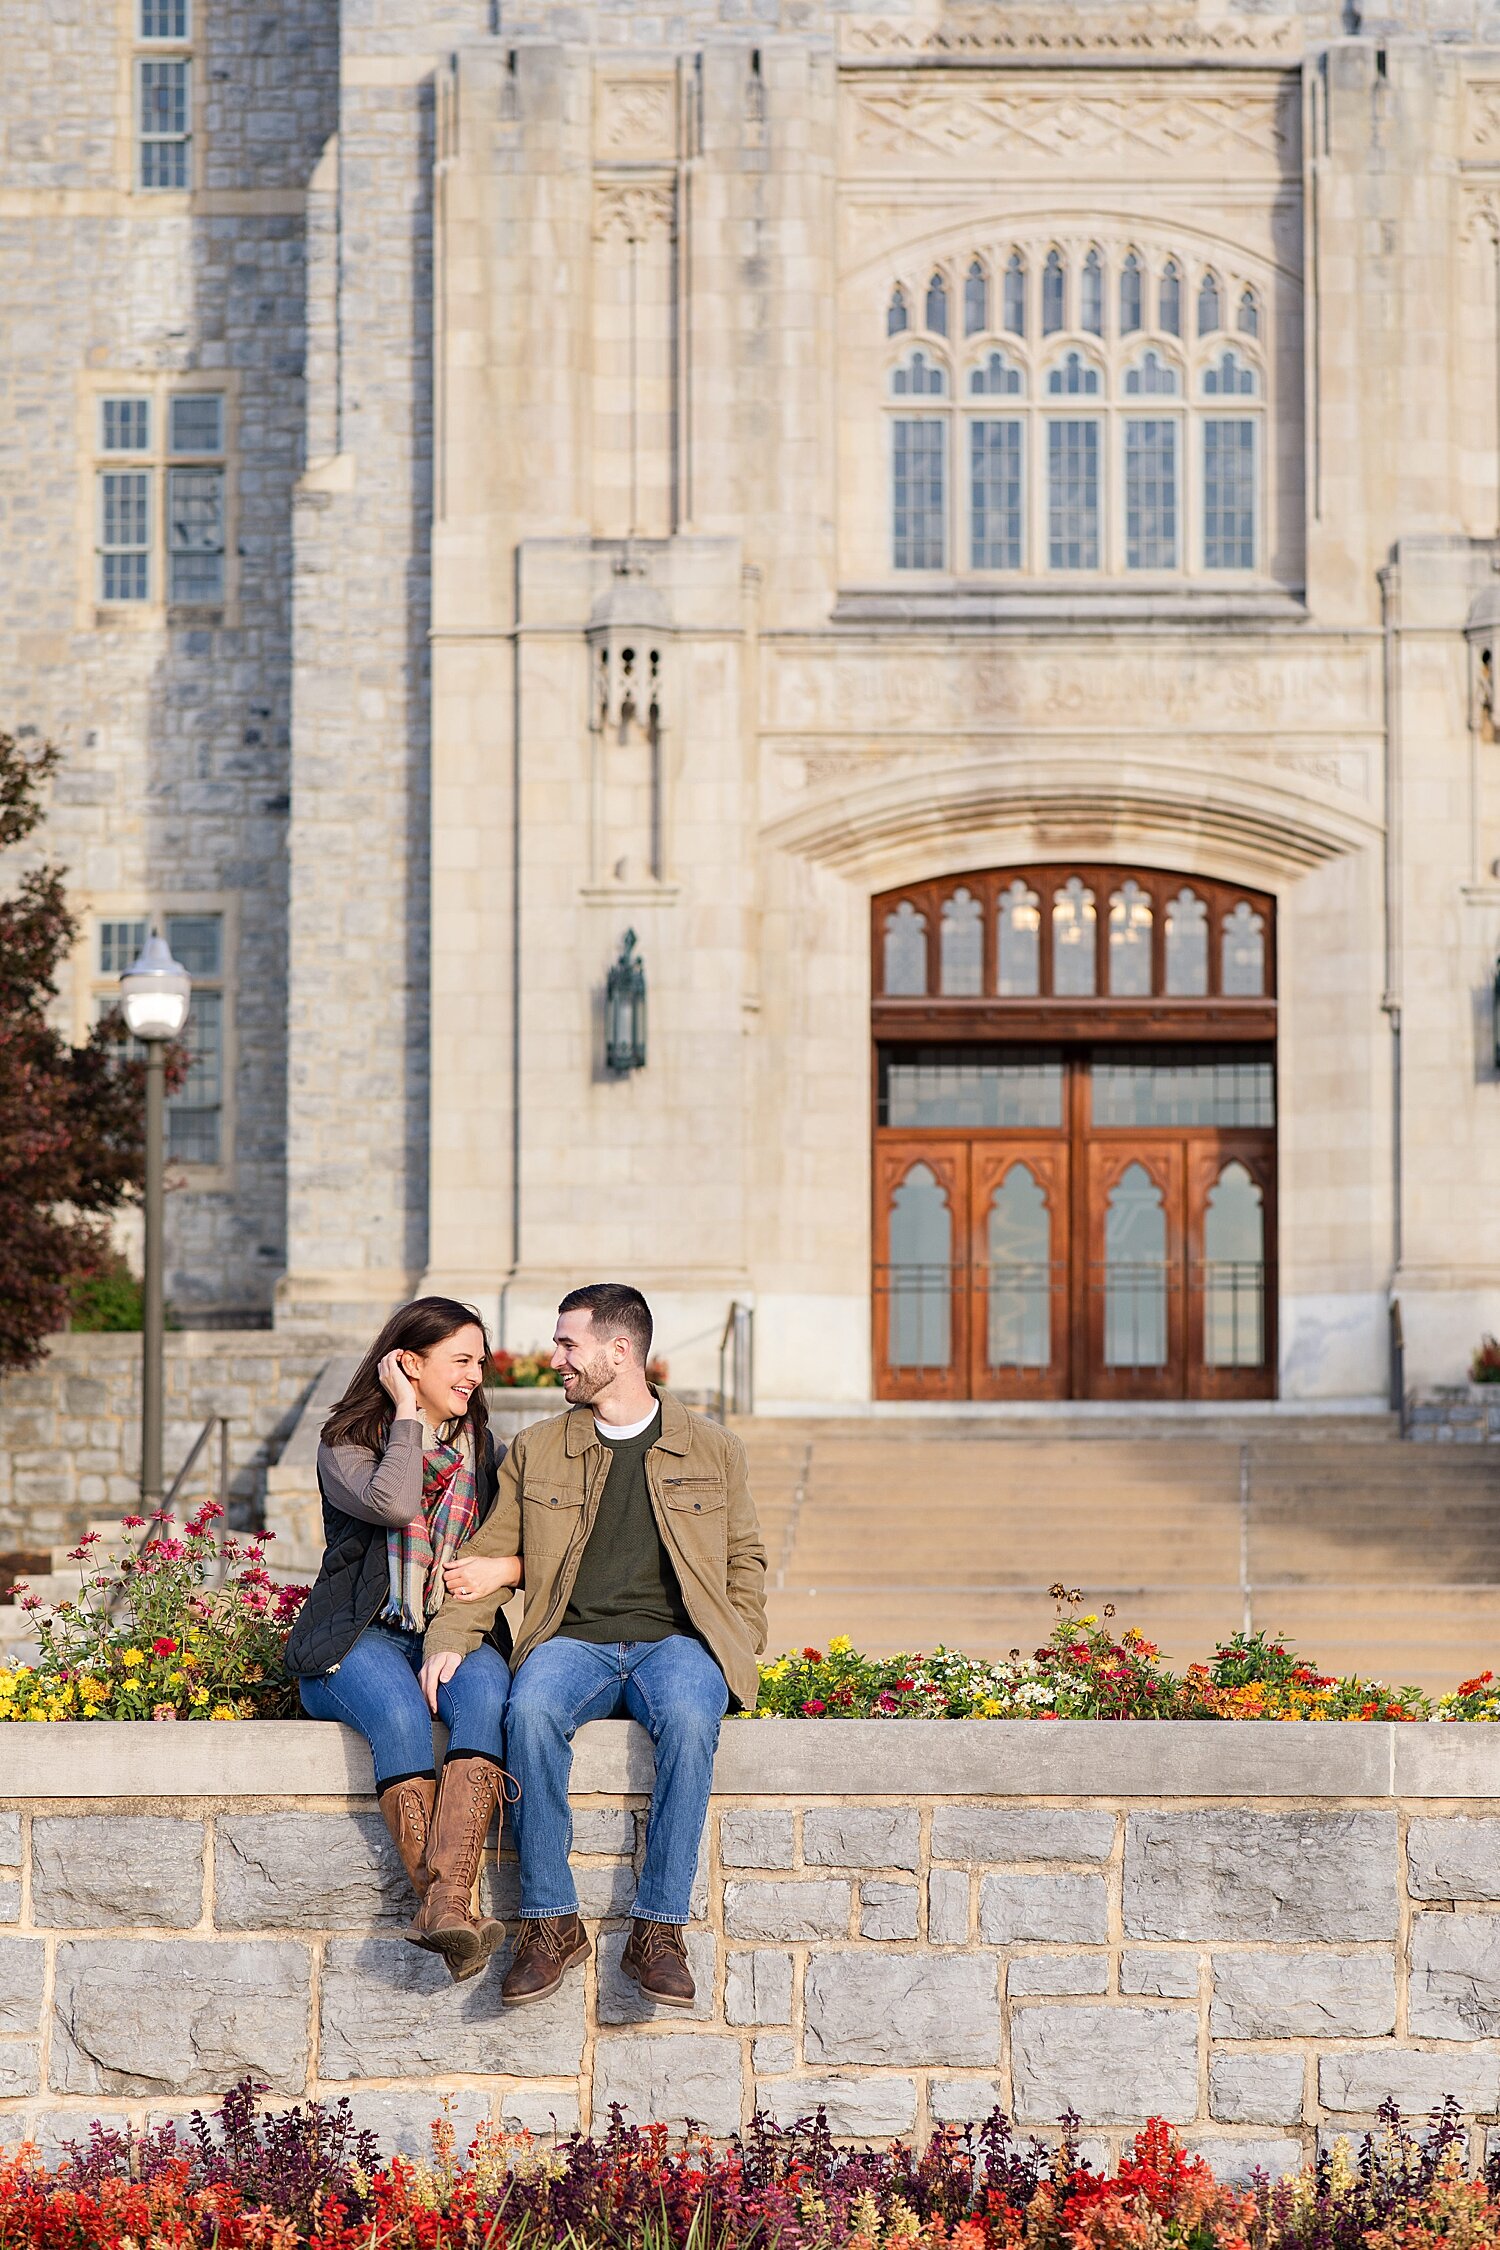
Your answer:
[873,1046,1275,1402]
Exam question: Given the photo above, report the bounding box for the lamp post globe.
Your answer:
[120,932,191,1511]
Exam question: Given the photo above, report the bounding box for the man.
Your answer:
[424,1281,767,2006]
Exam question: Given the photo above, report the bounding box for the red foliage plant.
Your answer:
[0,732,181,1374]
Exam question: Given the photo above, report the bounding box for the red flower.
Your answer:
[800,1698,827,1716]
[152,1637,179,1657]
[120,1513,146,1529]
[801,1646,822,1663]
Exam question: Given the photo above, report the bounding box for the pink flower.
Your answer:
[153,1538,186,1561]
[19,1595,41,1613]
[800,1698,828,1716]
[151,1704,178,1722]
[120,1514,146,1530]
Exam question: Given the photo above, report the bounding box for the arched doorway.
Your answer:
[872,863,1276,1401]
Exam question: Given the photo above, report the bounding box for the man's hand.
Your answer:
[418,1650,461,1715]
[443,1553,521,1602]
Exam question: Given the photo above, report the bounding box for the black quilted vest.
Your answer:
[282,1433,513,1680]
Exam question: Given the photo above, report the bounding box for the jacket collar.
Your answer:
[563,1385,692,1458]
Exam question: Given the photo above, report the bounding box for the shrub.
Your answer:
[1471,1335,1500,1384]
[67,1250,145,1332]
[2,1501,305,1721]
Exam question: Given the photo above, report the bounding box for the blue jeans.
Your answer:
[299,1623,511,1789]
[506,1634,728,1925]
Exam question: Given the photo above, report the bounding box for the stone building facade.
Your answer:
[6,0,1500,1405]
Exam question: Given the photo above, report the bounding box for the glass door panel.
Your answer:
[969,1144,1070,1400]
[1186,1138,1275,1399]
[1085,1143,1186,1398]
[874,1141,968,1400]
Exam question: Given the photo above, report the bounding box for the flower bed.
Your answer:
[2,2084,1496,2250]
[6,1513,1500,1723]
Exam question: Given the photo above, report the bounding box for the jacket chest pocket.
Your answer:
[659,1476,726,1521]
[522,1484,586,1548]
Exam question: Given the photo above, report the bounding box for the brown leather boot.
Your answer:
[379,1775,436,1903]
[620,1918,695,2007]
[500,1913,589,2006]
[407,1756,507,1982]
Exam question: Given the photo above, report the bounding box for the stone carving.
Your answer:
[843,82,1296,176]
[593,180,675,245]
[1467,80,1500,158]
[841,8,1301,58]
[596,77,676,160]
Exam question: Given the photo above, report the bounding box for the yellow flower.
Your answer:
[120,1649,144,1669]
[828,1636,854,1657]
[978,1697,1004,1717]
[167,1672,185,1689]
[1079,1614,1099,1627]
[79,1678,109,1703]
[209,1705,237,1721]
[190,1687,209,1705]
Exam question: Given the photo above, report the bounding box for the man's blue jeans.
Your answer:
[506,1634,728,1925]
[299,1623,511,1788]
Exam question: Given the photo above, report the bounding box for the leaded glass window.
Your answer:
[1042,250,1065,335]
[891,348,946,397]
[887,284,909,337]
[986,1164,1052,1369]
[1125,418,1178,570]
[1159,259,1182,337]
[1203,1161,1265,1366]
[892,420,946,569]
[1119,253,1143,336]
[1203,349,1257,397]
[1203,418,1255,569]
[1108,879,1153,994]
[970,421,1023,570]
[940,887,984,995]
[1123,350,1178,397]
[1046,420,1100,570]
[101,398,150,452]
[1047,351,1100,396]
[1081,248,1104,336]
[1052,876,1097,995]
[1198,271,1222,335]
[1237,287,1260,338]
[925,271,949,336]
[1164,889,1208,995]
[1003,253,1026,336]
[887,1163,952,1369]
[997,880,1041,995]
[1222,901,1266,995]
[964,259,988,337]
[883,901,928,995]
[969,350,1022,396]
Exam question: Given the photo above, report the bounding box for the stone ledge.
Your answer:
[0,1719,1496,1801]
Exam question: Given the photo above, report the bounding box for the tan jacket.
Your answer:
[422,1390,769,1710]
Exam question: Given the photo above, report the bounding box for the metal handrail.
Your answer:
[109,1415,233,1605]
[717,1302,754,1422]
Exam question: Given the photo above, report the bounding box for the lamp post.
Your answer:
[120,932,191,1510]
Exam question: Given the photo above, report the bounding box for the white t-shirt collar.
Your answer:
[594,1403,661,1443]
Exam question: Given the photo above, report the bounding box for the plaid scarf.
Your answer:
[383,1424,480,1632]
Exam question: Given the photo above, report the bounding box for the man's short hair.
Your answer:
[558,1282,654,1364]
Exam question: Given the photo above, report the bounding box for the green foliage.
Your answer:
[67,1251,144,1332]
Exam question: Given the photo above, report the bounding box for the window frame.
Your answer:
[81,370,236,625]
[874,244,1271,586]
[77,891,237,1183]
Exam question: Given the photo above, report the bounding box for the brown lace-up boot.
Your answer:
[499,1913,590,2006]
[620,1918,695,2007]
[380,1775,436,1902]
[408,1756,508,1982]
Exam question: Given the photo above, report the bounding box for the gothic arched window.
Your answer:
[969,349,1023,396]
[1081,249,1104,336]
[887,284,909,337]
[940,887,984,995]
[1047,351,1101,397]
[883,901,927,994]
[1042,250,1066,336]
[891,348,947,397]
[996,880,1041,994]
[925,270,949,336]
[1159,259,1182,337]
[1052,877,1097,995]
[1203,349,1257,397]
[1222,902,1267,995]
[1198,271,1222,336]
[1120,252,1143,336]
[1003,253,1026,336]
[964,258,989,337]
[1237,287,1260,338]
[1164,888,1208,994]
[1123,349,1179,396]
[1108,879,1153,995]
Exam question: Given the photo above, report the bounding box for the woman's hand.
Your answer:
[418,1650,461,1715]
[443,1553,522,1603]
[377,1350,420,1420]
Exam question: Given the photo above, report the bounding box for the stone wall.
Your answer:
[0,1332,336,1546]
[3,1722,1500,2166]
[1408,1387,1500,1443]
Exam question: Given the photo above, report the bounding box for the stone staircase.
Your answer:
[738,1412,1500,1698]
[7,1404,1497,1698]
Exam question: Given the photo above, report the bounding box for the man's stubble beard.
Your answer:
[562,1349,615,1405]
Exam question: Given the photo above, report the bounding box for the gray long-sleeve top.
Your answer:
[316,1418,426,1527]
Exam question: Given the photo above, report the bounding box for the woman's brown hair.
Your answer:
[321,1297,493,1459]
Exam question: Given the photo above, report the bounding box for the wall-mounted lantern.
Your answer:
[606,928,647,1075]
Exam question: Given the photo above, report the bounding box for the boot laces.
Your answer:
[522,1914,578,1966]
[637,1920,687,1963]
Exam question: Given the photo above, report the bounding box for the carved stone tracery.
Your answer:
[592,180,676,245]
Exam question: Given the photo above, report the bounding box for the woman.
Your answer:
[283,1297,522,1980]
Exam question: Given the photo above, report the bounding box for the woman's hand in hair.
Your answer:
[377,1350,421,1422]
[443,1552,522,1602]
[418,1650,462,1715]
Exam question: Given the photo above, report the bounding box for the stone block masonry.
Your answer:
[2,1721,1500,2159]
